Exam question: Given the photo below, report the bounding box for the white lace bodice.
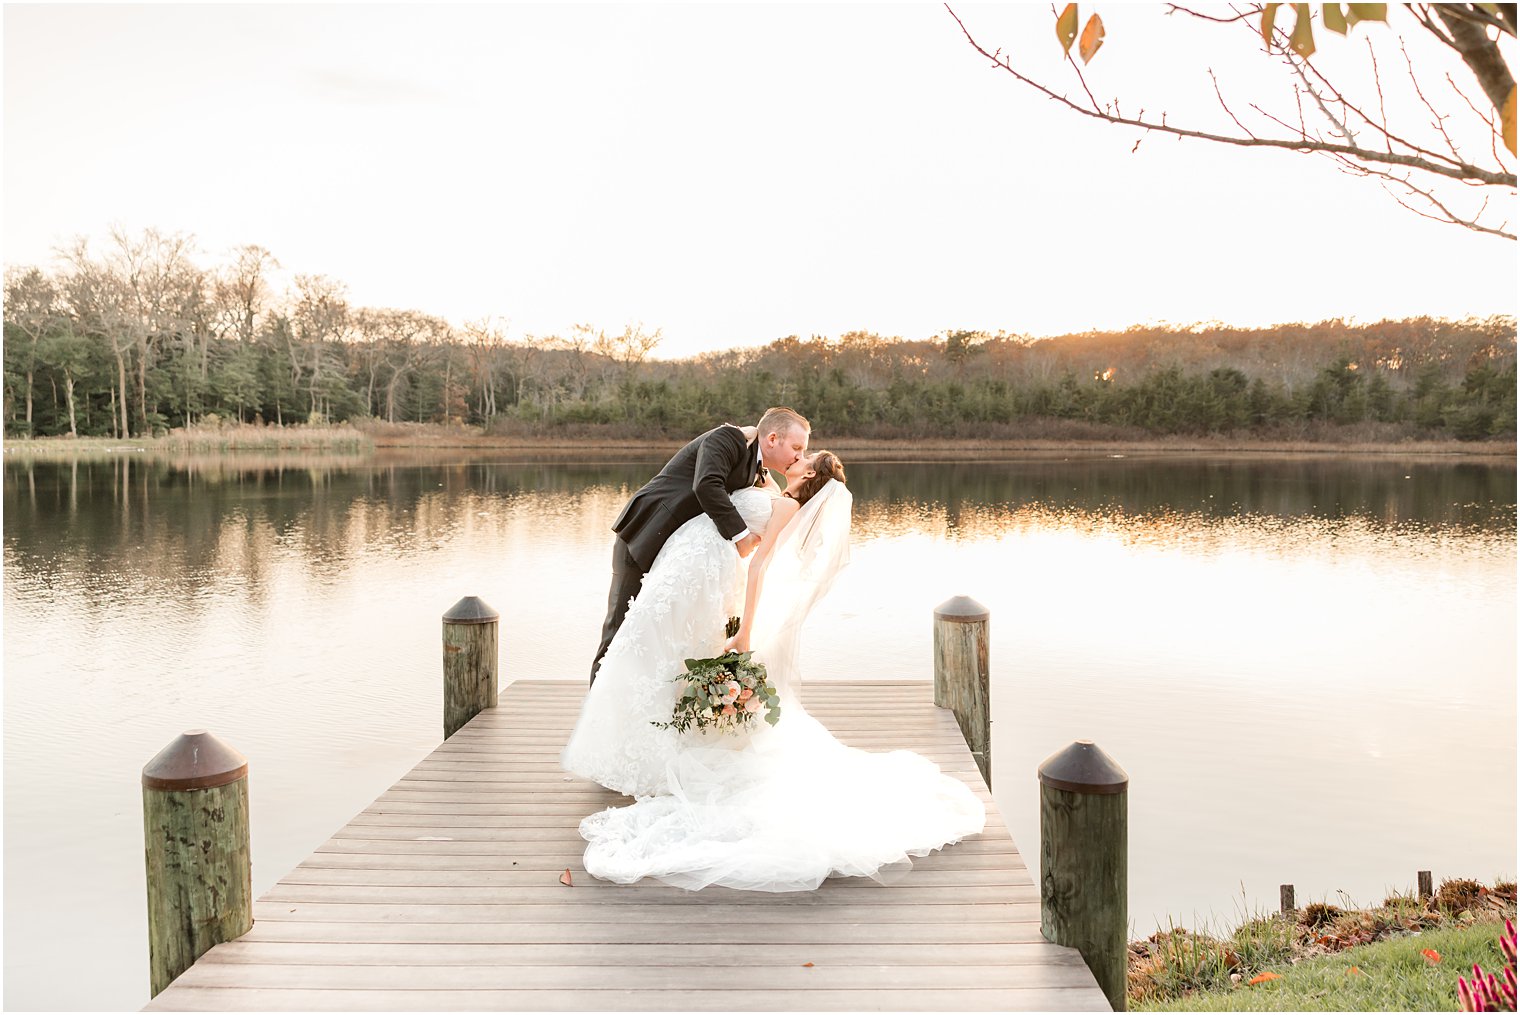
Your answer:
[731,485,779,535]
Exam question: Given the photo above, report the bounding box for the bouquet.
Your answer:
[652,619,781,734]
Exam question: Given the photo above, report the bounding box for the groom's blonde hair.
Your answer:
[758,406,810,438]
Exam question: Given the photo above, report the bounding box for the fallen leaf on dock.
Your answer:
[1422,948,1442,964]
[1248,972,1282,985]
[559,868,573,887]
[802,962,814,968]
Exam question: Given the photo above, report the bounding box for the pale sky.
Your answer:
[4,2,1517,359]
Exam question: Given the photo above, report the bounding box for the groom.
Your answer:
[590,406,811,685]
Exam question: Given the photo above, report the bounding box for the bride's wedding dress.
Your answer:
[563,486,774,797]
[563,481,985,892]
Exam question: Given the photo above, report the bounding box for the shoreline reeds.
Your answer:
[4,419,1513,462]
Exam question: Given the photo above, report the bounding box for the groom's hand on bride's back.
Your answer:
[735,532,761,558]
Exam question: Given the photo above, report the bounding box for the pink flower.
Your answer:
[721,705,737,716]
[738,688,753,702]
[744,697,763,714]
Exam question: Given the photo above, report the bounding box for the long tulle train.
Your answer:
[579,707,985,892]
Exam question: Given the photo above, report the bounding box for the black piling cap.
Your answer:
[1038,740,1129,795]
[443,596,499,625]
[934,595,989,623]
[142,730,248,791]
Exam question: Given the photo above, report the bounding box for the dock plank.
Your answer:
[145,680,1108,1012]
[198,940,1088,966]
[168,959,1099,990]
[146,986,1113,1011]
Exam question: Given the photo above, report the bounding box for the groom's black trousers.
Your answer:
[591,537,645,686]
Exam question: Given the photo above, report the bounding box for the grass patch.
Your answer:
[1130,878,1516,1010]
[1135,922,1512,1011]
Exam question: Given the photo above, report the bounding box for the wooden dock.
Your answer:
[144,680,1111,1011]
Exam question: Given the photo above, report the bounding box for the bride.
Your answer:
[561,448,985,892]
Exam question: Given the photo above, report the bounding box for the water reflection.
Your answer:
[2,451,1515,1012]
[7,455,1514,586]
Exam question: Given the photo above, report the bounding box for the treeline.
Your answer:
[4,228,1516,441]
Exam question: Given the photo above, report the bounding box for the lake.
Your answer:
[3,448,1515,1011]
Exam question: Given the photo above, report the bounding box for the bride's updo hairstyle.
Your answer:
[789,451,845,506]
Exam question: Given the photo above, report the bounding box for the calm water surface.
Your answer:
[4,450,1516,1011]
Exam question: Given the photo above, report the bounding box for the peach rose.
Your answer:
[721,705,737,716]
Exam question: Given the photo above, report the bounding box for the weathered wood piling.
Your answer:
[142,730,253,997]
[442,595,499,739]
[1038,740,1129,1012]
[933,595,990,787]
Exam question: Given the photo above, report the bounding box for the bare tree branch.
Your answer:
[1413,3,1464,51]
[1444,70,1508,164]
[1402,37,1467,161]
[1274,33,1358,143]
[942,3,1516,189]
[1369,165,1515,237]
[1165,4,1257,25]
[1282,23,1466,168]
[1434,4,1517,110]
[1209,67,1259,137]
[1430,2,1518,38]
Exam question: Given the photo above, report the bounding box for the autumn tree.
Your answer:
[370,309,448,423]
[462,317,512,423]
[593,322,664,381]
[947,3,1517,238]
[213,245,278,345]
[289,274,352,421]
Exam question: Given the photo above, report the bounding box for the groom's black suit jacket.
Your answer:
[613,424,760,572]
